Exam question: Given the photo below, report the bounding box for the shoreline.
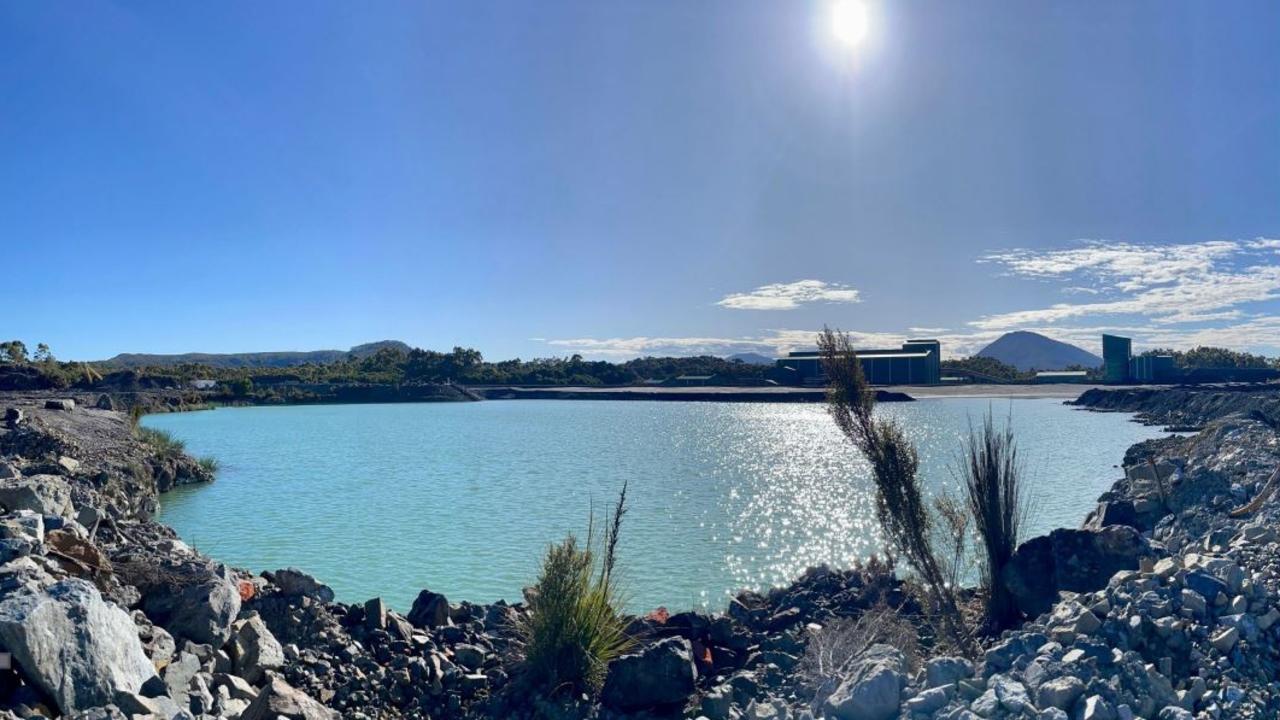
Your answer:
[1,386,1278,717]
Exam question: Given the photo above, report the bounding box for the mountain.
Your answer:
[975,331,1102,372]
[726,352,776,365]
[103,340,412,369]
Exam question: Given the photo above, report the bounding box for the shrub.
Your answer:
[515,483,634,697]
[137,426,185,458]
[197,456,220,475]
[800,603,920,710]
[818,327,975,655]
[959,409,1030,632]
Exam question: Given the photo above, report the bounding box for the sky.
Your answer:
[3,1,1279,362]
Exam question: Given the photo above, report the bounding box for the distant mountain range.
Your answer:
[103,340,412,369]
[726,352,776,365]
[976,331,1101,371]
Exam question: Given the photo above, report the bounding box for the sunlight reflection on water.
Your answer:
[150,399,1163,612]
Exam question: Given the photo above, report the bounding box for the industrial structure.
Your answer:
[1101,333,1279,384]
[770,339,942,386]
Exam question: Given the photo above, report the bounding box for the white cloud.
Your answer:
[716,280,862,310]
[974,238,1280,330]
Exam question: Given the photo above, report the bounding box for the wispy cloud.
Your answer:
[716,280,862,310]
[974,238,1280,330]
[546,237,1280,361]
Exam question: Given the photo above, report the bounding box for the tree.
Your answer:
[0,341,28,364]
[34,343,53,363]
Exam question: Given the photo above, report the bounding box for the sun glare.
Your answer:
[831,0,870,49]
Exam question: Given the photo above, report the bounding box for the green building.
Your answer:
[1102,334,1132,384]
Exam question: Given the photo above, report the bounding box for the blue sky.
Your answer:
[3,1,1278,361]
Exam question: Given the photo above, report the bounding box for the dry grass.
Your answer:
[800,603,920,709]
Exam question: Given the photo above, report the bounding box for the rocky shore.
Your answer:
[0,387,1277,719]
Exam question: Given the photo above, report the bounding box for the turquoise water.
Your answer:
[146,399,1162,613]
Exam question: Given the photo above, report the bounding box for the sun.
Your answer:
[831,0,870,49]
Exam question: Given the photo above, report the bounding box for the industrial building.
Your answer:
[1101,333,1279,384]
[770,339,942,386]
[1102,334,1132,383]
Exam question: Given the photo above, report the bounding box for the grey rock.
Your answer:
[701,684,734,720]
[0,579,156,713]
[140,562,241,646]
[267,567,335,603]
[453,643,486,671]
[232,613,284,685]
[601,637,698,711]
[1003,526,1150,617]
[926,656,974,688]
[904,685,953,714]
[408,589,451,629]
[0,475,74,517]
[44,399,75,411]
[115,692,186,717]
[822,644,904,720]
[1036,676,1085,711]
[363,597,387,631]
[240,676,338,720]
[1081,695,1117,720]
[162,651,202,700]
[1210,626,1238,652]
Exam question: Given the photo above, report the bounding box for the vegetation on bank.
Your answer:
[0,340,769,391]
[5,337,1278,394]
[819,327,1034,652]
[136,426,186,459]
[515,483,634,697]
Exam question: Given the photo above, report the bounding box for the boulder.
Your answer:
[232,613,285,685]
[822,644,905,720]
[925,656,973,688]
[0,579,156,713]
[408,589,450,629]
[267,568,335,603]
[363,597,387,631]
[4,407,23,426]
[1003,526,1151,617]
[1037,676,1086,710]
[95,394,115,411]
[0,475,74,517]
[44,399,75,411]
[240,676,339,720]
[140,562,241,646]
[601,637,698,711]
[162,651,201,700]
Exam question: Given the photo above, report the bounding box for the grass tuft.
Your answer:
[196,455,220,475]
[515,483,634,698]
[136,426,185,458]
[960,408,1031,632]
